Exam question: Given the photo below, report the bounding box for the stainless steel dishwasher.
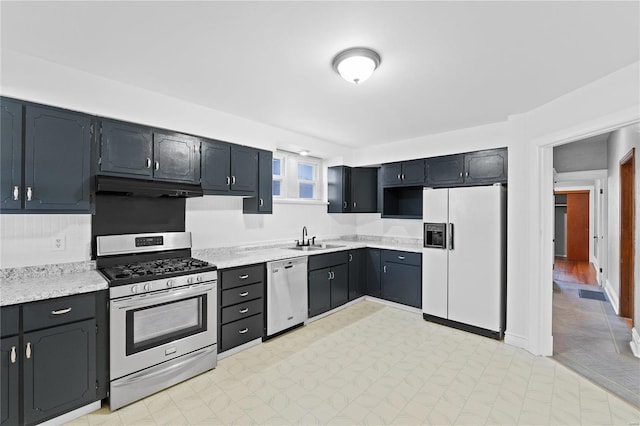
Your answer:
[266,257,308,337]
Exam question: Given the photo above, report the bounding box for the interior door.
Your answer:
[447,185,504,331]
[566,192,589,261]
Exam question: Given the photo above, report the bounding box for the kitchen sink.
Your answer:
[288,243,345,251]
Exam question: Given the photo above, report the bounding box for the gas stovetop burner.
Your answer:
[100,256,216,285]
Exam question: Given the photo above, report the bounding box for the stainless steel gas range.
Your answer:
[96,232,217,411]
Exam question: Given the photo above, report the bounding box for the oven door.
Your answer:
[110,282,216,380]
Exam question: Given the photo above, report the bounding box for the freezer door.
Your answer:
[422,188,449,318]
[447,185,504,332]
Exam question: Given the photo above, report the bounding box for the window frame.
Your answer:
[272,150,323,202]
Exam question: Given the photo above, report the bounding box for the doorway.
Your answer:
[619,147,635,327]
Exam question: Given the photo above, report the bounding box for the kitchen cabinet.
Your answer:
[380,159,425,187]
[308,251,349,318]
[366,248,382,298]
[0,292,106,426]
[327,166,377,213]
[381,250,422,308]
[219,264,265,353]
[348,249,366,301]
[1,99,92,213]
[382,187,423,219]
[201,139,258,196]
[243,149,273,214]
[99,120,200,184]
[425,148,507,187]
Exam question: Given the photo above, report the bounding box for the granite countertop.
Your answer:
[0,236,422,306]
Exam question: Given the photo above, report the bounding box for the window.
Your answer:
[273,151,322,201]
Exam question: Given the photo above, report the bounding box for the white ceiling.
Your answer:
[1,1,639,148]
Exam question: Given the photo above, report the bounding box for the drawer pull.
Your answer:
[51,307,72,315]
[12,186,19,201]
[239,328,249,334]
[146,158,152,168]
[398,256,405,260]
[25,342,32,359]
[10,346,16,364]
[239,308,249,314]
[239,291,249,297]
[383,265,387,274]
[239,274,249,280]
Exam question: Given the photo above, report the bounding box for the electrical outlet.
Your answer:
[53,235,66,251]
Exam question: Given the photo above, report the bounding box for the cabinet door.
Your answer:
[1,99,23,210]
[426,154,464,187]
[351,168,377,213]
[380,162,403,187]
[201,139,231,193]
[100,120,153,178]
[1,336,19,426]
[348,249,366,300]
[308,268,331,318]
[463,148,507,185]
[401,159,425,185]
[23,319,96,425]
[366,249,382,297]
[327,166,350,213]
[230,146,258,193]
[153,131,200,183]
[330,263,349,309]
[257,150,273,213]
[382,261,422,308]
[24,106,91,211]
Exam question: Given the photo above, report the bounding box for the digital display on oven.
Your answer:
[135,236,164,247]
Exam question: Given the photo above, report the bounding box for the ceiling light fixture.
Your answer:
[332,47,381,84]
[299,150,310,156]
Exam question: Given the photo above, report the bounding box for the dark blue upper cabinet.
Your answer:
[99,120,153,178]
[0,99,23,210]
[24,105,91,212]
[201,139,232,193]
[381,160,425,187]
[153,131,200,183]
[381,162,403,186]
[464,148,508,185]
[243,149,273,214]
[230,146,258,193]
[426,154,464,187]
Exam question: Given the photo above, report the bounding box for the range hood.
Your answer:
[96,176,203,198]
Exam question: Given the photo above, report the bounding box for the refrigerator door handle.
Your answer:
[448,223,454,250]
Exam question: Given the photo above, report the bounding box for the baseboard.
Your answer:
[602,279,620,315]
[364,296,422,314]
[40,400,101,425]
[630,328,640,359]
[504,331,531,352]
[305,297,366,324]
[217,337,262,360]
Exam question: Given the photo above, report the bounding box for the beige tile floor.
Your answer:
[70,301,640,425]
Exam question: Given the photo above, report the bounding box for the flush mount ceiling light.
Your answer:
[332,47,381,84]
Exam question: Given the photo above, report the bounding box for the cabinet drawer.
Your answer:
[381,250,421,267]
[221,282,263,307]
[23,293,95,332]
[1,305,19,338]
[221,264,264,289]
[220,313,263,352]
[308,251,348,271]
[221,298,263,325]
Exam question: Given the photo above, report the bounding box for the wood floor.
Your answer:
[553,256,598,285]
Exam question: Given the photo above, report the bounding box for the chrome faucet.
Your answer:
[296,226,315,247]
[301,226,308,246]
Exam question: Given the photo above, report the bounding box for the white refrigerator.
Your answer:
[422,185,506,339]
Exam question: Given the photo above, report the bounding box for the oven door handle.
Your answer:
[111,283,215,310]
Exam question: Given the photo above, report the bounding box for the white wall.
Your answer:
[553,137,608,172]
[606,124,640,330]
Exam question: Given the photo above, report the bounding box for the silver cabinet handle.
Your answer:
[10,346,16,364]
[349,254,353,262]
[232,176,236,184]
[259,198,264,207]
[239,274,249,280]
[146,158,152,168]
[26,187,33,201]
[12,186,19,201]
[398,256,405,260]
[401,173,405,180]
[239,328,249,334]
[397,173,401,180]
[239,308,249,314]
[465,172,469,177]
[239,291,249,297]
[383,265,387,273]
[25,342,32,359]
[154,161,160,171]
[226,176,231,185]
[51,307,72,315]
[343,201,347,209]
[459,172,463,178]
[328,271,332,280]
[353,202,357,208]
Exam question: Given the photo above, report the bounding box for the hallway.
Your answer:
[553,258,640,408]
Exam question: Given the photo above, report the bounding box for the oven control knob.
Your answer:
[187,277,194,284]
[197,275,203,283]
[144,283,152,292]
[130,285,139,294]
[166,279,174,288]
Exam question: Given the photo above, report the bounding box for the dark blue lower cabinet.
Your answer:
[1,336,19,426]
[381,261,422,308]
[23,319,96,425]
[366,249,381,298]
[308,268,332,317]
[330,264,349,309]
[348,249,366,300]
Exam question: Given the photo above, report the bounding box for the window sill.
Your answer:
[273,198,328,206]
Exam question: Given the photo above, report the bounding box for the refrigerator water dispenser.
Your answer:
[424,223,447,249]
